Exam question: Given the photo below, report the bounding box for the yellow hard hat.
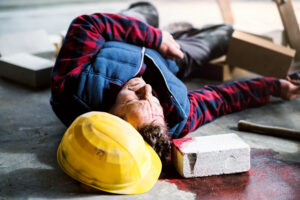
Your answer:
[57,111,162,194]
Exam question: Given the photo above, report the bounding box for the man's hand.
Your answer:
[280,78,300,100]
[158,31,184,60]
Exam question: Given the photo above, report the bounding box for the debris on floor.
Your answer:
[172,134,250,178]
[226,30,295,78]
[0,29,62,88]
[0,53,54,88]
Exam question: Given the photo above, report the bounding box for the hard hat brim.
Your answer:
[57,140,162,195]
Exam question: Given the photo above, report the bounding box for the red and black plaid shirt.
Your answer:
[179,77,280,137]
[52,13,281,137]
[51,13,162,96]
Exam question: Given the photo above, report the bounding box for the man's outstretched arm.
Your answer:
[52,13,162,96]
[180,77,283,137]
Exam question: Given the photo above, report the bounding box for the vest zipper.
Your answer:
[144,53,187,119]
[133,47,146,77]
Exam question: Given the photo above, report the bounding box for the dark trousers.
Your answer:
[172,25,233,79]
[120,1,234,80]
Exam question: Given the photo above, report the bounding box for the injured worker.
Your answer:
[50,2,300,161]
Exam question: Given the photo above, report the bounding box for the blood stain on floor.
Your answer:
[161,148,300,200]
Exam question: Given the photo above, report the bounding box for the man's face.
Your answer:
[109,77,165,129]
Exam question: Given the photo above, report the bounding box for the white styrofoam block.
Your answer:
[0,53,54,88]
[172,133,250,178]
[0,29,55,57]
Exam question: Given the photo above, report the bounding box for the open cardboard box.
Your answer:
[226,30,296,78]
[196,56,248,82]
[200,30,296,82]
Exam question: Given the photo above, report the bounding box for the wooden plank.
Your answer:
[274,0,300,61]
[217,0,234,25]
[226,30,296,78]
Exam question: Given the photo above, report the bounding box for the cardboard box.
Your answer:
[197,56,248,82]
[0,53,54,88]
[226,30,296,78]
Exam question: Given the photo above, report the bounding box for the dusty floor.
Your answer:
[0,0,300,199]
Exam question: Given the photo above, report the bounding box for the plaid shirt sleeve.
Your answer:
[179,77,281,137]
[51,13,162,97]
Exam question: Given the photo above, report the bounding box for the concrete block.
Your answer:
[0,53,54,88]
[172,133,250,178]
[0,29,55,57]
[226,30,296,78]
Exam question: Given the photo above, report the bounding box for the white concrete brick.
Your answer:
[172,133,250,178]
[0,53,54,88]
[0,29,55,57]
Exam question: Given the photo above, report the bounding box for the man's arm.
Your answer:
[180,77,281,137]
[52,13,162,96]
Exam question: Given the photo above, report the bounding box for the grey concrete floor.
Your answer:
[0,0,300,199]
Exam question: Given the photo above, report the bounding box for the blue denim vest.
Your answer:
[51,41,190,138]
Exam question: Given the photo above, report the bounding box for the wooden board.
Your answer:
[274,0,300,61]
[217,0,234,25]
[226,30,295,78]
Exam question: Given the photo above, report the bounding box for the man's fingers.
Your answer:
[170,39,182,56]
[288,83,300,100]
[292,80,300,85]
[290,94,300,101]
[173,40,180,49]
[159,31,184,59]
[169,44,184,59]
[173,48,184,59]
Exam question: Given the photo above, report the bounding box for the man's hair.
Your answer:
[138,123,171,162]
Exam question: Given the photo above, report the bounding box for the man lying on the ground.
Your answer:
[50,2,300,161]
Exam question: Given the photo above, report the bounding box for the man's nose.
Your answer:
[137,84,152,99]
